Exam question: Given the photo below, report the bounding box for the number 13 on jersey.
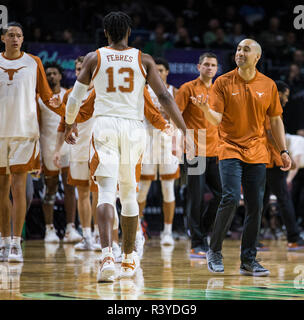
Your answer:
[106,67,134,93]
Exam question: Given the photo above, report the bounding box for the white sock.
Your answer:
[12,236,21,246]
[164,223,172,234]
[94,224,99,235]
[102,246,112,255]
[124,252,133,260]
[83,227,91,238]
[66,223,74,232]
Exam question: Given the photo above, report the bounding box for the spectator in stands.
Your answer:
[227,23,246,48]
[62,28,74,44]
[281,32,298,63]
[282,64,304,135]
[143,23,174,57]
[202,18,220,48]
[259,17,285,60]
[292,50,304,74]
[209,28,233,50]
[174,27,195,49]
[33,27,42,42]
[239,1,265,27]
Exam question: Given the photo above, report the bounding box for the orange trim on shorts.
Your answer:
[10,143,41,174]
[67,168,89,187]
[138,50,147,78]
[89,138,100,177]
[92,50,101,81]
[160,166,180,180]
[90,176,98,193]
[140,174,157,181]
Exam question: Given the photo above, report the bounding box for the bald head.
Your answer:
[239,39,262,56]
[235,38,262,69]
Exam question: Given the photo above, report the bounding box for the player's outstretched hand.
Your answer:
[49,94,62,108]
[53,151,62,168]
[65,122,78,144]
[280,152,292,171]
[163,123,175,136]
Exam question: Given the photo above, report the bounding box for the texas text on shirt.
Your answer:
[210,68,283,163]
[175,77,218,157]
[0,51,55,174]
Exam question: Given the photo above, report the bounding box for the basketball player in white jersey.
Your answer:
[137,57,179,247]
[39,62,81,244]
[0,22,61,263]
[64,12,191,282]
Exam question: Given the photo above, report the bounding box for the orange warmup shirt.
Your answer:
[175,77,218,157]
[210,68,283,164]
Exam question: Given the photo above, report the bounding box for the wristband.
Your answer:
[280,150,290,156]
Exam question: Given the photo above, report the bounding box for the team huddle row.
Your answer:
[0,12,294,282]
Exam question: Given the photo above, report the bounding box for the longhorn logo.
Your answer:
[0,66,26,80]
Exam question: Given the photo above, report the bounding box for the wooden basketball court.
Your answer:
[1,238,304,300]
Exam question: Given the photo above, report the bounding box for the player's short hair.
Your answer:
[1,21,24,35]
[103,11,132,43]
[154,57,169,71]
[275,80,289,93]
[75,56,84,65]
[44,61,64,76]
[199,52,218,64]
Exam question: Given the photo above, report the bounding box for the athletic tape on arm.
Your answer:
[65,81,89,124]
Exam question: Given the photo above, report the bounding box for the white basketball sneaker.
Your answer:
[160,232,175,246]
[63,226,82,243]
[0,243,10,262]
[8,244,23,263]
[74,236,94,251]
[44,226,60,243]
[120,251,140,278]
[97,252,116,282]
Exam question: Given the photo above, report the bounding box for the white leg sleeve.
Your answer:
[136,180,152,203]
[120,182,139,217]
[161,179,175,203]
[96,176,119,230]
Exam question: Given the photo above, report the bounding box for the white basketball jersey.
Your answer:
[93,47,147,121]
[0,52,42,138]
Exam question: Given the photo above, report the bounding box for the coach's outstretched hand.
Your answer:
[190,94,209,112]
[65,122,78,144]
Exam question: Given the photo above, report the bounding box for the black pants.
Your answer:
[210,159,266,263]
[186,156,222,248]
[263,166,299,243]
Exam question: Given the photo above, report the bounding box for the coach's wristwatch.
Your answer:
[280,150,290,156]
